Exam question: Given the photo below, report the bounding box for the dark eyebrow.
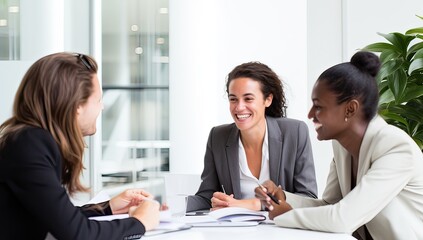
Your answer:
[228,93,255,98]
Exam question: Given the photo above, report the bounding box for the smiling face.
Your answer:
[228,77,272,132]
[77,74,103,136]
[308,80,349,141]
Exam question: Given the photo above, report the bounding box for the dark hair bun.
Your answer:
[350,51,381,77]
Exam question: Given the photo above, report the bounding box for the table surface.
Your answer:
[144,223,356,240]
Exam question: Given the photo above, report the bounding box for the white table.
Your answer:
[144,223,356,240]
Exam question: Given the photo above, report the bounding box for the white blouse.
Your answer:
[238,122,270,199]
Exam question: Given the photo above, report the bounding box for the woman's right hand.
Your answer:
[254,180,283,209]
[129,200,160,231]
[254,180,291,219]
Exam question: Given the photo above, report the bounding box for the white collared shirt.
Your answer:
[238,122,270,199]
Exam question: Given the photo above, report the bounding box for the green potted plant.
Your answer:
[363,16,423,151]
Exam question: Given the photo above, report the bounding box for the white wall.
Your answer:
[0,0,65,124]
[0,0,91,124]
[345,0,423,59]
[307,0,343,196]
[169,0,309,175]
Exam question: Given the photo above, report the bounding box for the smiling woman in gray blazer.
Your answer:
[187,62,318,212]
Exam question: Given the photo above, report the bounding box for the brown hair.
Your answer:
[226,62,287,117]
[0,52,98,195]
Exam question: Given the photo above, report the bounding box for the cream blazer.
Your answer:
[274,116,423,240]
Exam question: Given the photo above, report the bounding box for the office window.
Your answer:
[0,0,20,60]
[101,0,169,199]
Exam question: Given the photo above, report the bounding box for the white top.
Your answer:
[238,122,270,199]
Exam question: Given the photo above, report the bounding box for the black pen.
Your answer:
[257,182,280,205]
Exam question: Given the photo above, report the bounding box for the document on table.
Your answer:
[180,207,268,227]
[89,210,192,236]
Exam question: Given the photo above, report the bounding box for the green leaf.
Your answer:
[406,27,423,35]
[379,110,409,127]
[362,42,399,53]
[380,49,401,64]
[402,86,423,102]
[407,42,423,59]
[379,59,403,80]
[388,105,423,122]
[378,32,414,54]
[414,48,423,59]
[408,58,423,75]
[409,72,423,84]
[387,69,407,103]
[378,87,395,105]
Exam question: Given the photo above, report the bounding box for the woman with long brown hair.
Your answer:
[0,52,160,239]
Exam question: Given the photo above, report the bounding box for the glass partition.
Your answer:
[0,0,20,60]
[101,0,169,200]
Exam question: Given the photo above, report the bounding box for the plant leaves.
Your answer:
[406,27,423,35]
[380,49,401,64]
[379,59,403,80]
[387,105,423,123]
[408,58,423,75]
[378,87,394,105]
[379,109,409,128]
[362,42,399,53]
[413,48,423,59]
[387,69,407,103]
[401,86,423,102]
[407,42,423,59]
[377,32,415,55]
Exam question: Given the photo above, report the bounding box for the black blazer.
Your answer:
[0,127,145,240]
[187,117,318,212]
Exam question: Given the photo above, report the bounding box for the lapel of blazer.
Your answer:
[267,117,282,185]
[225,125,242,198]
[356,116,386,182]
[333,140,352,196]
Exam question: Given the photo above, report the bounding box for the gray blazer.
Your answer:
[187,116,318,212]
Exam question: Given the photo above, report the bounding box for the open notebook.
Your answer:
[181,207,268,227]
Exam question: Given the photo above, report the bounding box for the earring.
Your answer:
[345,117,348,122]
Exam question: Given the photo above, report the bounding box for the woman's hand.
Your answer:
[109,189,153,215]
[210,192,261,211]
[129,200,160,231]
[254,180,292,219]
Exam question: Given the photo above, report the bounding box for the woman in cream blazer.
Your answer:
[256,51,423,240]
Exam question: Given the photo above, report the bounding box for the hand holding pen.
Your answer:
[257,181,280,205]
[254,180,292,219]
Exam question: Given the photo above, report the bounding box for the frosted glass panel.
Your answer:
[101,0,169,199]
[0,0,20,60]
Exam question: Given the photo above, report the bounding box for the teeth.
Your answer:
[237,114,251,119]
[314,123,322,130]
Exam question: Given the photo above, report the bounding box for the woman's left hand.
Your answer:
[110,189,154,215]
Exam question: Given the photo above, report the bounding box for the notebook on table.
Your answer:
[182,207,267,227]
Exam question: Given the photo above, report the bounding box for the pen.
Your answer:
[257,182,280,205]
[221,184,227,194]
